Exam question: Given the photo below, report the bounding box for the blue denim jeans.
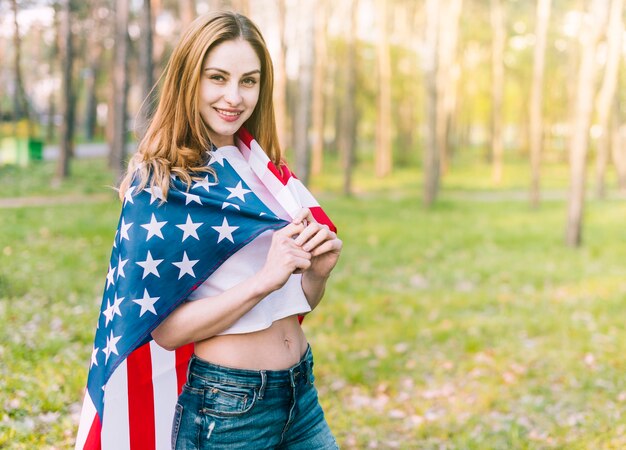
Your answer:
[171,345,339,449]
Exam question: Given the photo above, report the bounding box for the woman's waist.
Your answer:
[187,343,313,390]
[194,315,308,371]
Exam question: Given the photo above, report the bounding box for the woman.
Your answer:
[118,11,341,449]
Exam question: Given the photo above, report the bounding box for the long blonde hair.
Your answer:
[119,11,281,200]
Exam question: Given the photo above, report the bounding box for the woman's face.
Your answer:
[199,39,261,148]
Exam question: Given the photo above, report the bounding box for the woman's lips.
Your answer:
[214,108,242,122]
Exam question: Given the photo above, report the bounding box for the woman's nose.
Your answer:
[223,82,242,105]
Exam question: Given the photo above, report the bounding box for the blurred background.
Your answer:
[1,0,626,448]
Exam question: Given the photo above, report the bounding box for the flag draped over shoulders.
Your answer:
[75,129,336,450]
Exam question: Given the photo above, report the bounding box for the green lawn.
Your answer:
[1,157,625,448]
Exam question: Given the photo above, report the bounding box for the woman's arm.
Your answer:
[152,221,310,350]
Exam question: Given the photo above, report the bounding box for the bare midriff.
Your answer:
[194,315,308,371]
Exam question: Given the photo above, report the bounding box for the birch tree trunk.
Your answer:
[340,0,359,196]
[566,1,608,247]
[138,0,155,137]
[56,0,74,180]
[424,0,440,207]
[375,0,392,177]
[274,0,289,151]
[611,101,626,191]
[529,0,551,207]
[490,0,505,184]
[293,0,315,185]
[437,0,463,175]
[311,0,328,176]
[110,0,130,179]
[594,0,623,199]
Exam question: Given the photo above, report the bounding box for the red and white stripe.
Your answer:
[75,343,193,450]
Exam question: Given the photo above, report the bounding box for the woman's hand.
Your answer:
[258,222,312,293]
[292,208,342,279]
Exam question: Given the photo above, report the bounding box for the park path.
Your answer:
[0,193,114,209]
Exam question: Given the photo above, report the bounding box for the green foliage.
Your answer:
[1,159,626,448]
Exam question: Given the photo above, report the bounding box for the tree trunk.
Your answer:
[110,0,130,179]
[84,3,104,142]
[437,0,463,175]
[311,0,328,176]
[565,1,608,247]
[340,0,359,196]
[56,0,74,180]
[529,0,551,208]
[179,0,195,28]
[490,0,505,184]
[293,0,315,185]
[10,0,30,134]
[594,0,623,199]
[274,0,289,151]
[611,100,626,191]
[424,0,440,207]
[138,0,155,138]
[375,0,392,177]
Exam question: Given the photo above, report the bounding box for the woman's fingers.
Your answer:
[310,237,342,257]
[292,208,314,226]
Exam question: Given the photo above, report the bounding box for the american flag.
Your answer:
[75,129,336,450]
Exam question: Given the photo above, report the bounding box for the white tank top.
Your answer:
[186,148,311,335]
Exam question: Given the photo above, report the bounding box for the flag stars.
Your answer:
[141,214,167,241]
[103,330,122,364]
[222,202,240,211]
[119,218,133,242]
[91,346,100,368]
[124,186,135,205]
[176,214,203,242]
[136,251,164,279]
[226,181,251,202]
[102,293,125,327]
[208,150,225,166]
[192,175,217,193]
[172,251,199,279]
[212,217,239,243]
[106,263,116,289]
[117,256,128,279]
[132,288,160,317]
[144,186,166,204]
[182,191,202,205]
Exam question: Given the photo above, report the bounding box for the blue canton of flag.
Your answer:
[86,155,288,423]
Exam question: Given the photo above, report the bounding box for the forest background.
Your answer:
[1,0,626,448]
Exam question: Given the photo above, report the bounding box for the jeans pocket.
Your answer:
[171,403,184,449]
[201,384,257,417]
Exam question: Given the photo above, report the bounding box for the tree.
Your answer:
[293,0,315,185]
[110,0,130,179]
[137,0,155,137]
[179,0,195,28]
[84,1,106,142]
[528,0,551,208]
[10,0,30,135]
[56,0,75,180]
[424,0,440,206]
[311,0,328,176]
[340,0,359,196]
[273,0,289,151]
[375,0,392,177]
[594,0,623,199]
[437,0,463,175]
[490,0,505,184]
[565,0,608,247]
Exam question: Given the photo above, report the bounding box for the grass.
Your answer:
[1,156,626,448]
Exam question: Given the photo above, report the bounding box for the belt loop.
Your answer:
[259,371,267,400]
[186,355,194,384]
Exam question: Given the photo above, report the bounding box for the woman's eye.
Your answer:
[210,75,225,82]
[242,78,257,86]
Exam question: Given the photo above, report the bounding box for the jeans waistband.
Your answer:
[188,344,313,389]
